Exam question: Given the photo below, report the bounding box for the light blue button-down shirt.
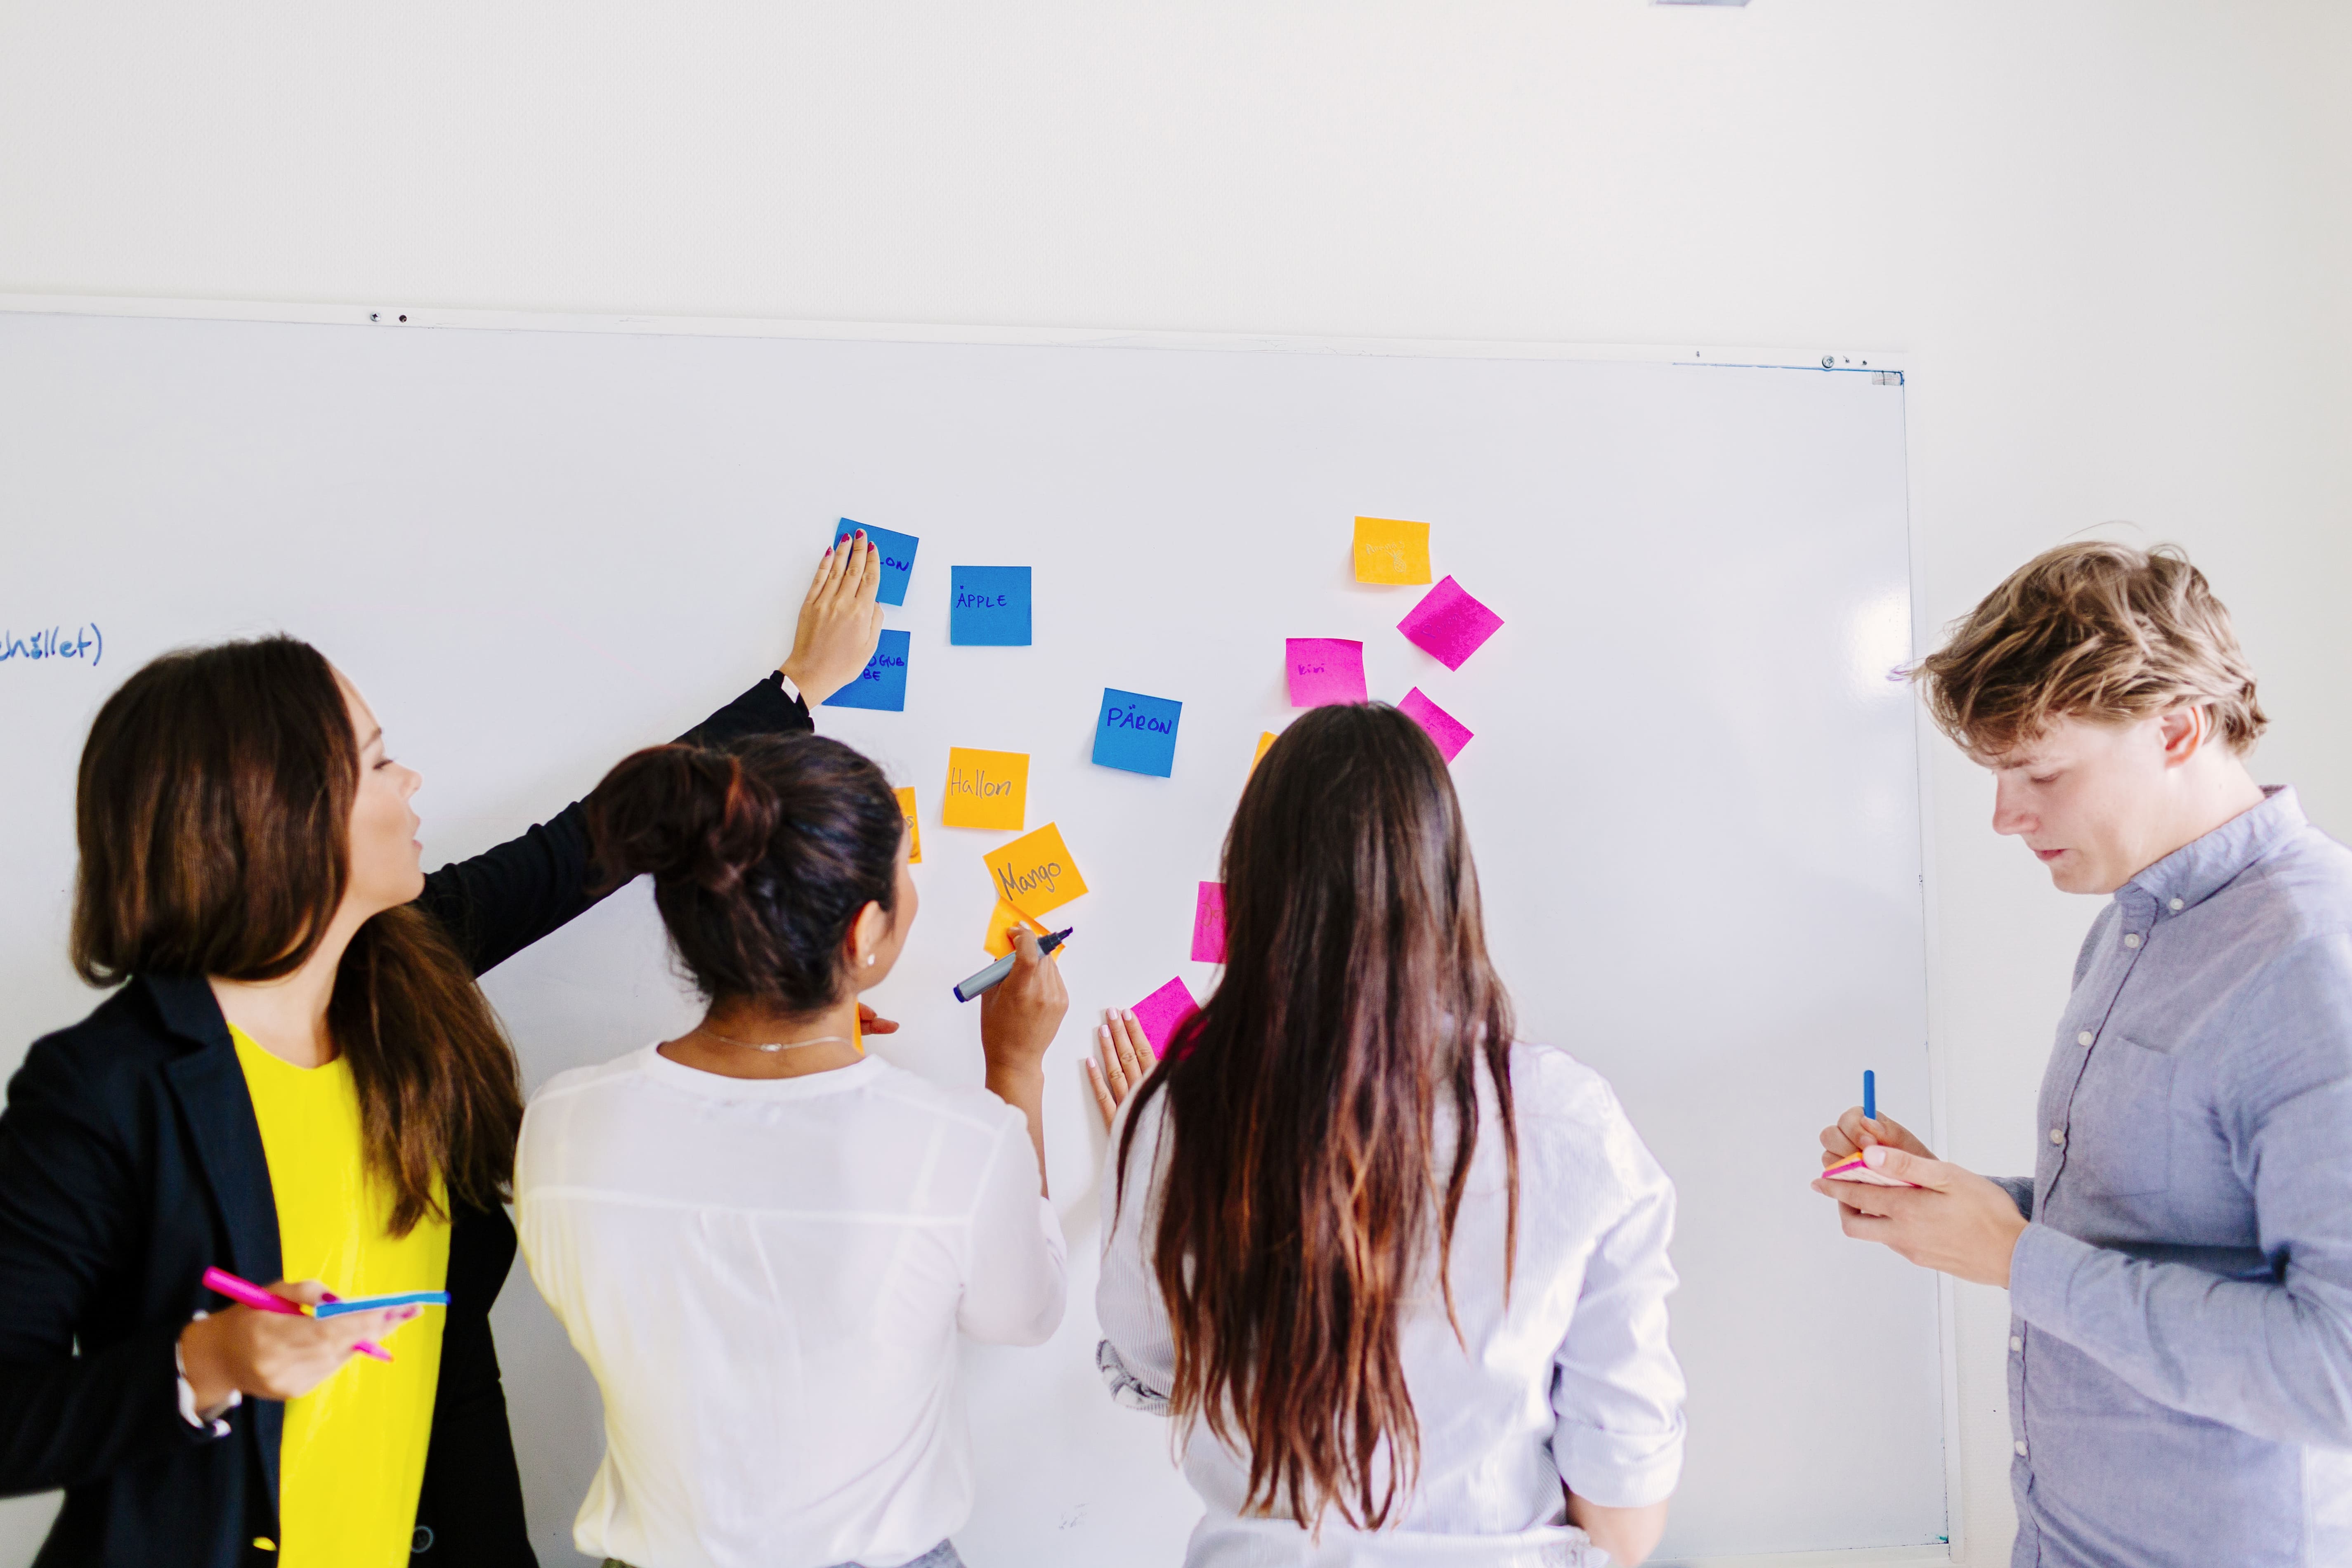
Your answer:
[2000,786,2352,1567]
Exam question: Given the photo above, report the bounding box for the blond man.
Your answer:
[1815,542,2352,1568]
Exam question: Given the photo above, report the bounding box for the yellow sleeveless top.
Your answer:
[232,1026,452,1567]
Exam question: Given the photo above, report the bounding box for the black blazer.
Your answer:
[0,675,810,1568]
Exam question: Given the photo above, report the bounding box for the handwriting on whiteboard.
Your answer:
[2,623,104,666]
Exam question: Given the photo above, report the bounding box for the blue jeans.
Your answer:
[605,1546,961,1568]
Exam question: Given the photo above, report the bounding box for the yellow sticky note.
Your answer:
[983,897,1051,958]
[1250,730,1278,775]
[984,822,1089,920]
[1353,516,1432,585]
[942,748,1029,831]
[894,786,922,863]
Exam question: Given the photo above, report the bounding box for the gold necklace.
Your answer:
[692,1025,852,1054]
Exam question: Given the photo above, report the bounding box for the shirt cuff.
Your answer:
[1556,1418,1686,1509]
[2007,1221,2097,1334]
[776,670,803,707]
[175,1315,241,1437]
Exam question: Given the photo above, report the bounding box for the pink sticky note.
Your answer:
[1131,977,1201,1058]
[1398,687,1473,763]
[1397,577,1503,671]
[1285,638,1368,707]
[1191,881,1227,963]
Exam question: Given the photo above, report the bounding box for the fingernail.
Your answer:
[1862,1145,1886,1169]
[1122,1008,1136,1022]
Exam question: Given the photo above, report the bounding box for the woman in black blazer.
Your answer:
[0,536,886,1568]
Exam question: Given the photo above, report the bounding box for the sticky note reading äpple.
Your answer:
[1353,517,1432,585]
[985,822,1089,919]
[1398,576,1503,671]
[983,897,1051,959]
[831,520,920,607]
[1093,688,1183,777]
[1191,881,1226,963]
[894,786,922,863]
[1285,638,1367,707]
[821,629,910,711]
[1398,687,1473,763]
[949,566,1032,646]
[942,748,1029,831]
[1131,977,1201,1059]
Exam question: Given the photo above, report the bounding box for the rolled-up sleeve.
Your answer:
[957,1112,1068,1347]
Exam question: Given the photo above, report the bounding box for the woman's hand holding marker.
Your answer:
[781,530,886,703]
[1086,1008,1155,1131]
[178,1279,421,1410]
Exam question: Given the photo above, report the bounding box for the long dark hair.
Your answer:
[1115,702,1519,1531]
[583,733,903,1011]
[72,637,523,1236]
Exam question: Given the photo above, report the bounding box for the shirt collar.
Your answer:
[2123,784,2305,914]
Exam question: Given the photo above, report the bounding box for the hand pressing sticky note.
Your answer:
[983,897,1051,959]
[821,629,910,711]
[985,822,1089,920]
[1398,687,1473,763]
[830,520,919,607]
[1093,688,1183,777]
[1398,576,1503,671]
[1353,517,1432,585]
[942,747,1028,831]
[949,566,1032,646]
[1191,881,1226,963]
[894,786,921,863]
[1131,977,1201,1058]
[1285,638,1367,708]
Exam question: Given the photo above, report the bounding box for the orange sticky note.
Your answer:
[942,748,1029,831]
[983,822,1089,920]
[1250,730,1278,775]
[1353,516,1432,585]
[895,786,922,863]
[982,897,1051,959]
[853,1005,863,1056]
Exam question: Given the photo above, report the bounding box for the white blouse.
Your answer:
[517,1046,1067,1568]
[1097,1042,1684,1568]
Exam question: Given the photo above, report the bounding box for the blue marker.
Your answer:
[314,1289,451,1318]
[1863,1069,1877,1123]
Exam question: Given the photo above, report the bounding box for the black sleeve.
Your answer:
[0,1044,220,1494]
[412,1202,535,1565]
[415,674,814,977]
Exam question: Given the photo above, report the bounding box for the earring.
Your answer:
[864,953,877,967]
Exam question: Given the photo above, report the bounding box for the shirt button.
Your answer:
[2011,1335,2023,1352]
[2015,1440,2029,1457]
[2050,1127,2066,1145]
[2077,1030,2094,1046]
[2170,897,2185,912]
[2124,932,2142,949]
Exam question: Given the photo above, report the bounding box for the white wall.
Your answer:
[2,3,2346,1561]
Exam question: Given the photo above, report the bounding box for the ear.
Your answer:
[846,900,890,971]
[2157,706,2209,768]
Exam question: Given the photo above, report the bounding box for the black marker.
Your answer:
[953,928,1074,1002]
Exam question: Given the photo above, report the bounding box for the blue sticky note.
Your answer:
[1092,688,1183,777]
[830,520,919,608]
[950,566,1032,646]
[822,629,910,711]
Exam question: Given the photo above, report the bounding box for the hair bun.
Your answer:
[585,744,782,895]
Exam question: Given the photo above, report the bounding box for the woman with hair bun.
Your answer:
[515,730,1068,1568]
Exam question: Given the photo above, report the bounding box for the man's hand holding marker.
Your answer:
[1813,1079,2029,1289]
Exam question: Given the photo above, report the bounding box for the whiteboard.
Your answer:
[0,307,1942,1565]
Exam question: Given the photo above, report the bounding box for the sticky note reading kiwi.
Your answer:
[984,822,1089,920]
[942,748,1029,831]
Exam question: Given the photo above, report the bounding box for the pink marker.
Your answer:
[203,1267,396,1363]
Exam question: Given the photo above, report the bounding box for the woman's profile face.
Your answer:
[336,672,426,916]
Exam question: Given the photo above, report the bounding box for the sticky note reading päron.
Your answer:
[1131,977,1202,1058]
[1093,688,1183,777]
[1191,881,1226,963]
[1398,687,1473,763]
[983,897,1051,959]
[1353,517,1433,585]
[942,748,1029,831]
[894,786,922,863]
[822,629,910,711]
[949,566,1032,646]
[831,520,920,608]
[1397,576,1503,671]
[1285,638,1367,708]
[985,822,1089,920]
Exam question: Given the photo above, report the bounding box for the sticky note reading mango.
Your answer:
[984,822,1089,920]
[983,897,1051,958]
[942,748,1029,831]
[1353,516,1432,585]
[894,786,922,863]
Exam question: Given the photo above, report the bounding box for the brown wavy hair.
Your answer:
[71,636,522,1236]
[1115,702,1519,1531]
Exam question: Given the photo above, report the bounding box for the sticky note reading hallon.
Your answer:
[831,520,920,607]
[895,786,922,863]
[1353,517,1432,585]
[1285,638,1367,708]
[949,566,1032,646]
[1398,687,1473,763]
[983,897,1050,959]
[1398,576,1503,671]
[1191,881,1227,963]
[942,748,1029,831]
[1131,977,1201,1059]
[985,822,1089,919]
[822,629,910,711]
[1093,688,1183,777]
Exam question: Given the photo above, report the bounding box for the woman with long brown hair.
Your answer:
[0,536,885,1568]
[1092,703,1686,1567]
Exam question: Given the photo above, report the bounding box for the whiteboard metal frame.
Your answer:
[0,292,1949,1567]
